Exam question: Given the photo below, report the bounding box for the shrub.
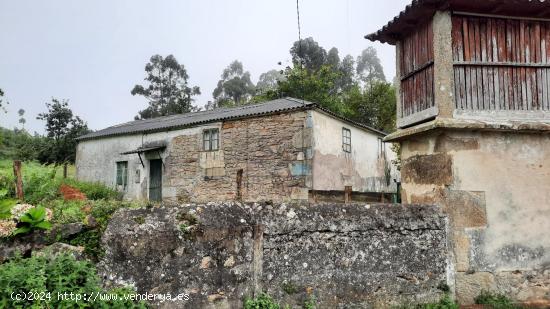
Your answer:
[394,294,459,309]
[421,294,459,309]
[48,200,87,225]
[67,200,144,261]
[475,290,519,309]
[0,253,148,308]
[244,293,281,309]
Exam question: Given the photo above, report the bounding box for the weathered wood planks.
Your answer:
[400,21,434,118]
[452,15,550,111]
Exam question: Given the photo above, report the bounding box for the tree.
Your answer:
[290,37,327,72]
[338,55,356,92]
[256,69,285,95]
[132,54,200,119]
[36,98,89,164]
[0,88,7,113]
[212,60,256,108]
[18,109,26,127]
[326,47,340,68]
[347,82,396,133]
[356,47,386,88]
[273,65,343,114]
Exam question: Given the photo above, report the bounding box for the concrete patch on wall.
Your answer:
[402,153,452,185]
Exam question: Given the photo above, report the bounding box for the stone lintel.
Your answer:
[384,118,550,142]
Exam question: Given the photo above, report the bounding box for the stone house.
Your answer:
[76,98,398,203]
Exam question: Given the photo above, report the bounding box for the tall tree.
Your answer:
[326,47,341,68]
[273,65,343,114]
[132,54,200,119]
[36,98,89,164]
[212,60,255,108]
[290,37,327,72]
[347,82,396,133]
[0,88,7,113]
[18,109,26,127]
[356,47,386,88]
[256,69,285,94]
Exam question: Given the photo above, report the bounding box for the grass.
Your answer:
[0,159,144,260]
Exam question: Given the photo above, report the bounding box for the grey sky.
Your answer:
[0,0,408,134]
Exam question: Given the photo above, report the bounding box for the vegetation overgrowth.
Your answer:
[0,160,147,308]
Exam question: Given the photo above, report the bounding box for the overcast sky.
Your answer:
[0,0,409,134]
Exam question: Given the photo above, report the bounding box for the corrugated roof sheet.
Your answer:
[366,0,550,44]
[77,97,386,141]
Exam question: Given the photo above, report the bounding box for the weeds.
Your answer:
[0,253,148,308]
[475,290,521,309]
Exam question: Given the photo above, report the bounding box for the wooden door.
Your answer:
[149,159,162,201]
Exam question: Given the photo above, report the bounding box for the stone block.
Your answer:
[402,153,453,185]
[443,191,487,229]
[455,272,497,305]
[454,231,471,272]
[290,187,309,200]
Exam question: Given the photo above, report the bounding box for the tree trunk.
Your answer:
[63,163,68,179]
[13,160,24,200]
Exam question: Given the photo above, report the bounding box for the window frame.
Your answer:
[116,161,128,190]
[342,127,351,153]
[203,128,220,151]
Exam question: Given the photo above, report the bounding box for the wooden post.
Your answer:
[63,163,68,179]
[13,160,23,200]
[344,186,352,204]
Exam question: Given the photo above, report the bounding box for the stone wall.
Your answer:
[164,112,311,203]
[400,129,550,305]
[100,203,448,308]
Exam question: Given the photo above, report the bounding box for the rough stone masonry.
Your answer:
[99,203,448,308]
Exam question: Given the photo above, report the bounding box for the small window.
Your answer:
[342,128,351,153]
[116,161,128,189]
[203,128,219,151]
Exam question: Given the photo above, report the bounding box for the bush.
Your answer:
[394,294,458,309]
[0,253,148,308]
[244,293,281,309]
[66,200,143,261]
[48,200,87,225]
[475,290,520,309]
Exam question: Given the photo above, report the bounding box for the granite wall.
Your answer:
[100,203,449,308]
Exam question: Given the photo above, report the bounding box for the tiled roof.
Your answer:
[77,97,386,141]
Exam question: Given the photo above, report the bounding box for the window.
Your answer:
[342,128,351,153]
[116,161,128,189]
[203,128,219,151]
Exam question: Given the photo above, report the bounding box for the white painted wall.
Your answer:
[310,110,399,193]
[75,123,220,200]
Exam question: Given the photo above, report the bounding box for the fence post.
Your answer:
[344,186,352,204]
[63,163,68,179]
[13,160,24,200]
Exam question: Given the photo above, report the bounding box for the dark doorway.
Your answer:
[149,159,162,201]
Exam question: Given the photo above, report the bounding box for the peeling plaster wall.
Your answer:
[400,130,550,305]
[310,110,399,193]
[75,124,220,201]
